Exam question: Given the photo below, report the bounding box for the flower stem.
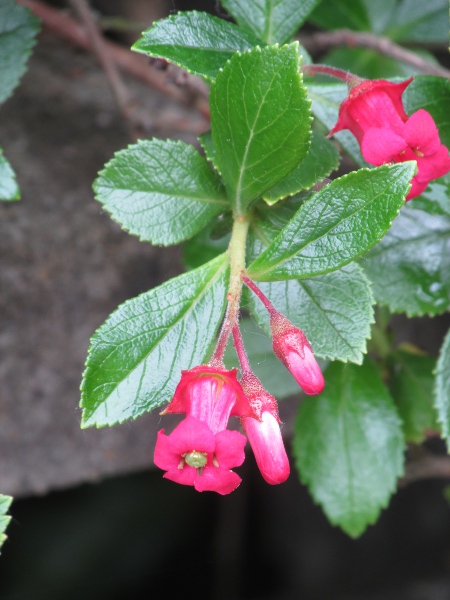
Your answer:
[242,275,276,315]
[232,324,252,375]
[302,64,363,88]
[210,216,250,366]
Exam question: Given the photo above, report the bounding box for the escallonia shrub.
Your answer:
[80,2,450,537]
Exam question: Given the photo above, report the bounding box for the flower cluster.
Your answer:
[329,78,450,200]
[154,280,324,494]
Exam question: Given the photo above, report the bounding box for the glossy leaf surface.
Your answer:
[0,495,12,552]
[248,263,373,364]
[221,0,322,44]
[363,202,450,316]
[0,148,19,201]
[94,139,229,246]
[294,359,404,537]
[81,255,229,427]
[435,329,450,448]
[263,130,340,203]
[247,162,415,281]
[389,349,438,443]
[210,43,311,215]
[132,11,262,80]
[0,0,40,105]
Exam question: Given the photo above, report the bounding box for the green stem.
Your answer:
[210,216,250,366]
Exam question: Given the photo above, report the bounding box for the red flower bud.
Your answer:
[270,312,324,395]
[240,373,290,485]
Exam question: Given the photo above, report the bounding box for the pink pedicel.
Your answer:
[329,78,450,200]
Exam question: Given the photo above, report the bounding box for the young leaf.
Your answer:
[403,76,450,148]
[435,328,450,448]
[293,359,404,537]
[262,130,340,203]
[386,0,448,43]
[81,254,229,427]
[0,0,40,105]
[389,349,438,443]
[248,263,374,364]
[247,162,416,281]
[224,318,300,399]
[307,83,367,166]
[94,139,229,246]
[0,495,12,552]
[132,11,262,80]
[210,43,311,216]
[0,148,19,201]
[221,0,322,44]
[362,203,450,316]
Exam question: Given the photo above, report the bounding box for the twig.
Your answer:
[17,0,210,122]
[301,29,450,79]
[401,451,450,486]
[67,0,130,116]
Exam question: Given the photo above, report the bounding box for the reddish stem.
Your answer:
[232,325,252,375]
[302,64,363,88]
[242,276,276,315]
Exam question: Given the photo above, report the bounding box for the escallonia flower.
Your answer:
[154,416,246,495]
[329,77,450,200]
[155,365,254,494]
[270,311,325,395]
[161,364,254,433]
[240,372,290,485]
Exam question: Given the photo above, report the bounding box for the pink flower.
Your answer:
[154,416,246,495]
[240,373,290,485]
[161,365,253,433]
[329,78,450,200]
[270,312,324,395]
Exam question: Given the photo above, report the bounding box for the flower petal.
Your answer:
[361,127,407,166]
[404,109,440,156]
[244,411,290,485]
[163,467,197,487]
[168,416,215,455]
[194,466,242,495]
[416,145,450,183]
[214,430,247,469]
[154,430,180,471]
[406,177,429,201]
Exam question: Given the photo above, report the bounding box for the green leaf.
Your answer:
[308,83,367,167]
[262,130,340,203]
[362,202,450,316]
[389,349,438,443]
[435,329,450,448]
[0,0,40,105]
[224,318,300,399]
[0,147,19,201]
[0,495,12,552]
[386,0,449,43]
[248,263,374,364]
[210,43,311,215]
[293,359,404,537]
[221,0,322,44]
[182,219,230,270]
[247,162,415,281]
[319,47,441,80]
[132,11,262,80]
[81,254,229,427]
[94,139,229,246]
[403,76,450,149]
